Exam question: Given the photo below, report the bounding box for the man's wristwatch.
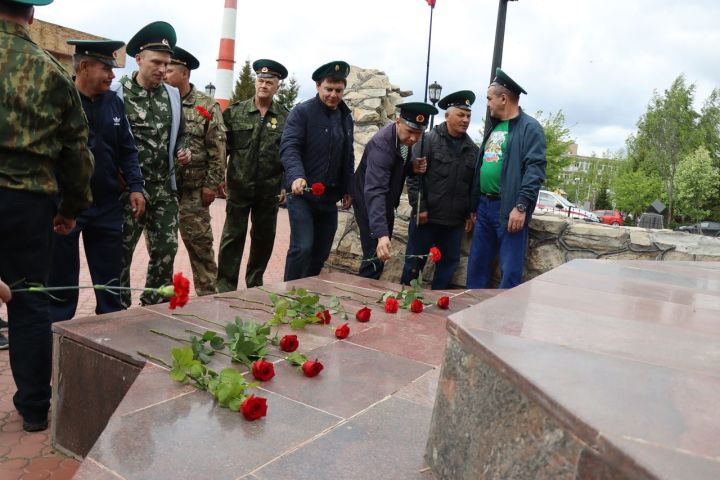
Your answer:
[515,203,527,213]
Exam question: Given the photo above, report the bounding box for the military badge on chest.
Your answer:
[266,117,278,130]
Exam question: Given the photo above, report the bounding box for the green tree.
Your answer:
[595,178,612,210]
[674,146,720,223]
[276,74,300,111]
[630,75,702,223]
[537,110,575,190]
[698,88,720,168]
[611,166,664,219]
[230,59,255,104]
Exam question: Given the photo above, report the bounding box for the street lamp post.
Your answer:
[204,82,216,98]
[485,0,518,135]
[574,177,580,205]
[428,81,442,128]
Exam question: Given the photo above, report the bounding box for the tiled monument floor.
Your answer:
[52,272,497,479]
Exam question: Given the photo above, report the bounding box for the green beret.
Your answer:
[253,59,288,80]
[66,39,124,67]
[398,102,438,130]
[170,46,199,70]
[438,90,475,111]
[312,60,350,82]
[491,68,527,95]
[2,0,53,5]
[126,21,176,57]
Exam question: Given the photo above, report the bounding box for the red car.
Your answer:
[593,210,624,226]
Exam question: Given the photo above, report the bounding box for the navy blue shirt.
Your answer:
[81,90,143,205]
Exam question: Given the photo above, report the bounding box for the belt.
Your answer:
[480,192,501,201]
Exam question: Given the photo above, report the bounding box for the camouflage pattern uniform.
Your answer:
[217,98,288,290]
[177,85,226,295]
[119,73,185,306]
[0,18,93,426]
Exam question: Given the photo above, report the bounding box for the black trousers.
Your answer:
[0,188,54,423]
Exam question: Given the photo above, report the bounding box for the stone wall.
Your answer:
[326,197,720,287]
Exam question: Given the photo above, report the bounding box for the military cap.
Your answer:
[126,21,176,56]
[253,59,288,80]
[397,102,439,131]
[2,0,53,4]
[170,46,199,70]
[491,67,527,95]
[312,60,350,82]
[66,39,124,67]
[438,90,475,111]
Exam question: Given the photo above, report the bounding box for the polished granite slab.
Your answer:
[53,272,490,478]
[427,259,720,479]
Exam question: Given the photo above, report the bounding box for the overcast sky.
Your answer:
[37,0,720,156]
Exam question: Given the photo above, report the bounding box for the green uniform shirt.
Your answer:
[177,84,226,190]
[479,120,509,195]
[0,19,93,217]
[120,73,173,184]
[223,97,288,197]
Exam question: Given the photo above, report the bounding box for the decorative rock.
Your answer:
[353,108,381,125]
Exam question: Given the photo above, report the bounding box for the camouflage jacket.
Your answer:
[0,19,93,217]
[224,97,288,197]
[177,84,226,190]
[118,73,186,187]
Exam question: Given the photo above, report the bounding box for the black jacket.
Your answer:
[407,122,479,227]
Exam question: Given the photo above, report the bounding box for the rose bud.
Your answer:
[437,296,450,309]
[302,359,324,377]
[410,299,424,313]
[335,323,350,339]
[240,395,268,421]
[251,359,275,382]
[355,306,372,322]
[384,297,399,313]
[315,309,331,324]
[279,334,299,352]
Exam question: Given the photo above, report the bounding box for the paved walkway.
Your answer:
[0,200,289,478]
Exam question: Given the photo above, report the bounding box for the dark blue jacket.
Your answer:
[280,95,354,204]
[81,91,143,205]
[471,109,546,227]
[352,123,414,239]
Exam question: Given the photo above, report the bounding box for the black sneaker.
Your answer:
[0,317,7,331]
[23,418,48,432]
[0,333,7,350]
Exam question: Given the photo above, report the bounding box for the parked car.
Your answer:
[536,190,599,222]
[593,210,624,226]
[675,221,720,237]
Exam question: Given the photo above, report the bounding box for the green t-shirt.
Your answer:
[479,120,509,195]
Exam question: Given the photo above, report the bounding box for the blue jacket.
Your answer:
[352,123,414,239]
[472,109,546,227]
[280,95,354,203]
[80,91,143,205]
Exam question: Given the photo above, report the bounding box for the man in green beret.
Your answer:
[48,39,145,321]
[0,0,94,431]
[402,91,479,288]
[467,68,546,288]
[217,59,289,290]
[281,61,354,281]
[113,21,191,306]
[165,46,226,296]
[351,102,437,279]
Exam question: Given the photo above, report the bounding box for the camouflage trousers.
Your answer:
[120,183,179,306]
[179,187,218,296]
[216,193,279,291]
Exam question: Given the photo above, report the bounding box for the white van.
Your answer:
[536,190,599,222]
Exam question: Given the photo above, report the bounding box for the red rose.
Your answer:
[384,296,399,313]
[310,182,325,196]
[437,296,450,309]
[195,105,212,121]
[240,395,267,421]
[410,299,424,313]
[302,359,324,377]
[279,334,299,352]
[169,272,190,309]
[429,246,442,263]
[427,0,436,7]
[335,323,350,339]
[251,359,275,382]
[355,306,372,322]
[315,309,331,324]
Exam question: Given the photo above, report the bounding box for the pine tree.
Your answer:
[230,59,255,104]
[276,74,300,111]
[595,179,612,210]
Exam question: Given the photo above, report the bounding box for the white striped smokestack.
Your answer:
[215,0,237,111]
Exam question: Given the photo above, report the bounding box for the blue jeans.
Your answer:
[48,201,124,321]
[401,221,464,289]
[467,196,528,288]
[0,189,54,423]
[284,195,338,281]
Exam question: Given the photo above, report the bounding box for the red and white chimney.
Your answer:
[215,0,237,111]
